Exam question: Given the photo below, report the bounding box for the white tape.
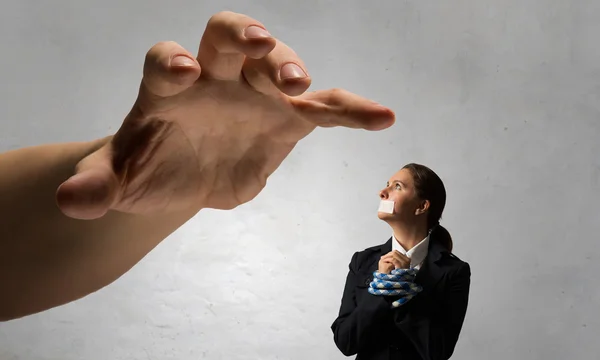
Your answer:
[378,200,395,214]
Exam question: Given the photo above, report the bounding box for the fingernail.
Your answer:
[244,25,271,39]
[171,55,196,68]
[280,63,307,80]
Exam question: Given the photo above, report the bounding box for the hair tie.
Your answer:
[429,221,440,233]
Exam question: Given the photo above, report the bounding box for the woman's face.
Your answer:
[377,168,425,222]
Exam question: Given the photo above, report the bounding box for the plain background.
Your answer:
[1,0,599,359]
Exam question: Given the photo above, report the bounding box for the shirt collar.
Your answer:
[392,233,430,269]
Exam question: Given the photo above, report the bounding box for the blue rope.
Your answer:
[367,268,423,308]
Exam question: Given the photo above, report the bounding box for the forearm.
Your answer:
[0,137,202,321]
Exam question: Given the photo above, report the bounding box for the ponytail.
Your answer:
[430,224,453,252]
[402,163,451,251]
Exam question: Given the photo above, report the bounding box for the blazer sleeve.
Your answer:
[393,261,471,360]
[330,251,397,356]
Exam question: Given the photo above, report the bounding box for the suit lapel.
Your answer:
[364,237,393,273]
[413,238,447,295]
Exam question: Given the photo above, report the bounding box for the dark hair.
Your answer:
[402,163,453,252]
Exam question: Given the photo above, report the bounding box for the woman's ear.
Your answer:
[415,199,430,215]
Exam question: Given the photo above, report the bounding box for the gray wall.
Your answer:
[1,0,599,359]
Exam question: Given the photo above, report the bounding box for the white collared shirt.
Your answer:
[392,233,430,270]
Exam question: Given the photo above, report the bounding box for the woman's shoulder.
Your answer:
[361,241,388,253]
[441,251,471,278]
[446,251,466,264]
[347,241,388,270]
[357,239,389,257]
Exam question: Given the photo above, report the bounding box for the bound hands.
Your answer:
[55,11,395,220]
[378,250,411,274]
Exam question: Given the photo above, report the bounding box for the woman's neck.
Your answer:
[391,225,428,251]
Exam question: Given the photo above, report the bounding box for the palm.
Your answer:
[56,11,394,220]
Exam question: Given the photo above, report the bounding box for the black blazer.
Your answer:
[331,237,471,360]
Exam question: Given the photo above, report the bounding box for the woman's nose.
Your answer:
[379,190,387,199]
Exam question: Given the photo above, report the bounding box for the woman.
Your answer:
[331,163,471,360]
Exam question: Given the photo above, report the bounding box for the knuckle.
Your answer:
[329,88,343,100]
[276,39,299,57]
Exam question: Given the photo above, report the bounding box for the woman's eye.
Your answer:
[395,183,401,190]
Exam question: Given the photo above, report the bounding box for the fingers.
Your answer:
[380,258,404,271]
[292,88,396,131]
[378,260,394,274]
[384,251,410,263]
[141,41,201,99]
[56,145,120,220]
[381,251,411,269]
[389,257,404,269]
[242,39,311,96]
[197,11,276,81]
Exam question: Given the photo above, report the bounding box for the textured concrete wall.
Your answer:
[1,1,599,359]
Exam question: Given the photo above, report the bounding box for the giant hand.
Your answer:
[56,11,395,220]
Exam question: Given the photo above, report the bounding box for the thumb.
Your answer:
[56,144,120,220]
[141,41,202,99]
[292,88,395,131]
